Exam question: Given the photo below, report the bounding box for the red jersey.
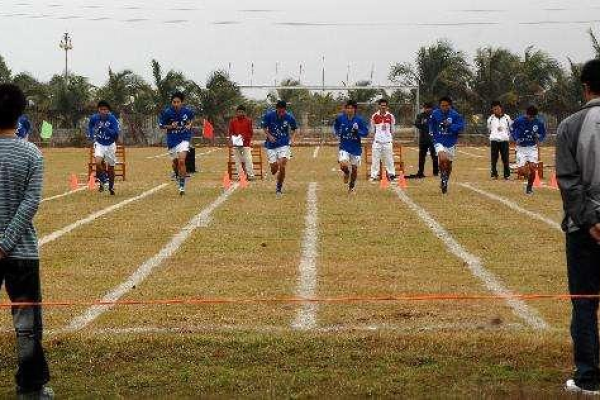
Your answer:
[228,116,254,147]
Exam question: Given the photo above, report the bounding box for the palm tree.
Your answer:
[47,74,94,128]
[514,46,561,109]
[471,47,521,115]
[199,70,242,137]
[0,55,11,83]
[389,40,472,106]
[96,69,154,143]
[589,29,600,59]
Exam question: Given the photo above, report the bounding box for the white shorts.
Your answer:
[339,150,362,167]
[516,146,538,167]
[169,141,190,160]
[267,146,291,164]
[434,143,455,161]
[94,143,117,166]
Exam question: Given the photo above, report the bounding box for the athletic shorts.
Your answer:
[169,141,190,160]
[267,146,291,164]
[94,143,117,166]
[338,150,362,167]
[434,143,456,161]
[516,146,538,167]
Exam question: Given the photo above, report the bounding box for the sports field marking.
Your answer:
[20,322,525,337]
[313,146,320,159]
[292,182,320,331]
[459,183,562,231]
[41,186,87,203]
[64,185,239,332]
[145,152,169,159]
[457,150,485,158]
[146,148,219,160]
[38,184,168,247]
[392,187,549,330]
[195,148,219,159]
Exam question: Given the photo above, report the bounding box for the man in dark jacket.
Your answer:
[557,58,600,396]
[414,102,438,178]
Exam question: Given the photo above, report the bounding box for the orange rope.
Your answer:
[0,294,596,308]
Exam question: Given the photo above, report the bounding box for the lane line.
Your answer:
[392,187,549,330]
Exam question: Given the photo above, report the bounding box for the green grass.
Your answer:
[0,145,577,398]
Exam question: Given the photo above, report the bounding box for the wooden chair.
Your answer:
[88,144,127,181]
[227,145,264,180]
[364,143,405,179]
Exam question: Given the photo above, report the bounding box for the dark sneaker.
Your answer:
[109,188,115,196]
[98,184,105,193]
[525,185,534,196]
[441,175,449,195]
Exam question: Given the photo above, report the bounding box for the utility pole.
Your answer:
[59,32,73,83]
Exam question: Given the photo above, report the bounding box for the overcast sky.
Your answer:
[1,0,599,90]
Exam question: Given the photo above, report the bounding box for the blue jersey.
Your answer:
[16,115,31,139]
[511,116,546,147]
[159,106,195,149]
[430,108,465,148]
[88,113,120,146]
[333,113,369,156]
[261,110,298,150]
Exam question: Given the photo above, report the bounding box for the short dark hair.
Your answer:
[97,100,111,111]
[236,105,246,112]
[0,84,27,130]
[581,59,600,94]
[346,100,358,109]
[423,102,434,109]
[276,100,287,109]
[491,101,503,109]
[171,92,185,102]
[378,99,389,106]
[526,105,539,116]
[439,96,453,105]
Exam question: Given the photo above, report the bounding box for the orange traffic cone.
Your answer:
[380,172,390,189]
[533,169,542,188]
[549,172,559,190]
[69,173,79,191]
[398,172,408,189]
[87,172,96,191]
[223,172,232,190]
[239,171,249,189]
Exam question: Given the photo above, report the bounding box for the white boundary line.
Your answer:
[457,150,485,158]
[57,322,524,335]
[195,148,219,159]
[313,146,321,159]
[38,184,168,247]
[292,182,320,331]
[64,185,239,332]
[41,186,87,203]
[459,183,562,232]
[392,187,549,330]
[145,152,169,159]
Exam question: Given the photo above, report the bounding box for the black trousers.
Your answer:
[567,230,600,390]
[490,141,510,178]
[418,142,438,176]
[185,146,197,173]
[0,258,50,392]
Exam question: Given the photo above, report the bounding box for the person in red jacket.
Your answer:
[228,105,255,181]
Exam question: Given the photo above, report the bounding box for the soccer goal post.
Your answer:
[236,85,420,146]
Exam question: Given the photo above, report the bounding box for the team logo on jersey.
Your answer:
[533,125,539,133]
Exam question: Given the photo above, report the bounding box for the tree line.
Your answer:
[0,29,598,143]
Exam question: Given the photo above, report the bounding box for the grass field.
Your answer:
[0,144,579,398]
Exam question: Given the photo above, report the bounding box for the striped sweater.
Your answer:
[0,137,43,259]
